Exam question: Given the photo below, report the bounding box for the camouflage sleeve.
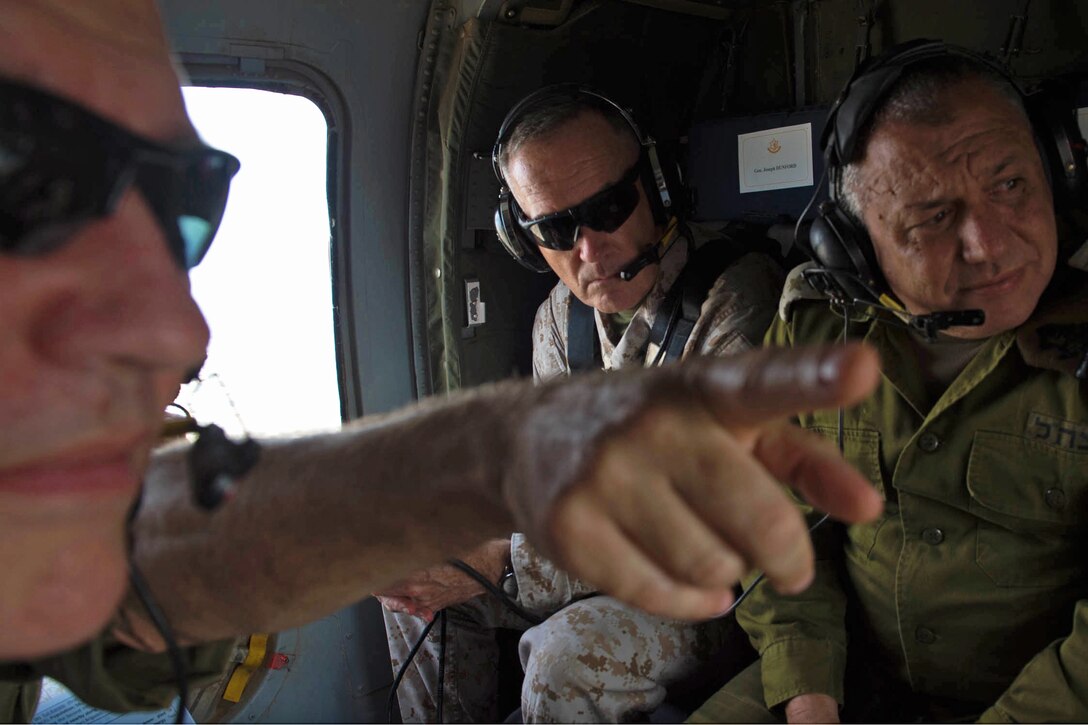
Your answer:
[685,252,786,358]
[531,284,569,383]
[978,600,1088,722]
[30,631,235,713]
[509,533,596,617]
[731,312,851,710]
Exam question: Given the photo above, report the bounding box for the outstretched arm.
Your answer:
[121,343,882,647]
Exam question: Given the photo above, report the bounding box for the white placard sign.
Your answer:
[737,122,814,194]
[1078,107,1087,142]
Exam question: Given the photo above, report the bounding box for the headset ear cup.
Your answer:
[808,202,888,300]
[495,192,551,273]
[1025,84,1088,210]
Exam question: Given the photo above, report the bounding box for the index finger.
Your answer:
[679,343,880,428]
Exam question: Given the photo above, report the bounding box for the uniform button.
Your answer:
[918,433,941,452]
[915,627,937,644]
[1045,488,1067,511]
[922,528,944,545]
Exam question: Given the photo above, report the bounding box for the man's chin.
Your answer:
[0,523,129,660]
[581,271,655,313]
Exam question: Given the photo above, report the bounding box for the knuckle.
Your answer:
[617,575,672,616]
[544,492,594,559]
[681,547,742,587]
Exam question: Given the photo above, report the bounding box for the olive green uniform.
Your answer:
[0,632,233,722]
[693,263,1088,723]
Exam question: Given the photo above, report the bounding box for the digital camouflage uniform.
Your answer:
[0,630,234,722]
[690,261,1088,723]
[385,228,785,723]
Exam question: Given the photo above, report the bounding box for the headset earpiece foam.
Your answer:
[807,201,887,301]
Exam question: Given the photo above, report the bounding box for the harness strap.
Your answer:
[650,231,778,362]
[567,295,600,372]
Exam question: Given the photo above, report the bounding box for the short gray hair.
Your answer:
[496,93,637,178]
[837,56,1029,220]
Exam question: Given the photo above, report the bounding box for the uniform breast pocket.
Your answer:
[966,431,1088,587]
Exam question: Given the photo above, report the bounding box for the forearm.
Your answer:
[115,344,887,647]
[126,383,529,645]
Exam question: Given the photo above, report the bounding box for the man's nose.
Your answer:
[32,191,210,373]
[575,226,612,264]
[959,206,1011,265]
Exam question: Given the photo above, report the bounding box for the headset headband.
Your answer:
[492,85,647,177]
[491,84,673,211]
[823,39,1022,171]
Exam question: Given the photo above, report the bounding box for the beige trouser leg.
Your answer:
[384,596,527,722]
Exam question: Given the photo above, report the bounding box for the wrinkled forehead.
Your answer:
[0,0,196,143]
[859,86,1040,201]
[509,111,643,214]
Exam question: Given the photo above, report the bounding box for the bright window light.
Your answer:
[174,87,341,438]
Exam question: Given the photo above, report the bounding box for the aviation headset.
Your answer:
[492,85,681,273]
[802,38,1088,304]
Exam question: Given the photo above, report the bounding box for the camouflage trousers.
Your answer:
[384,594,737,723]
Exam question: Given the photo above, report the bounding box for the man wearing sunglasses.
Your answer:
[0,1,888,721]
[381,89,788,722]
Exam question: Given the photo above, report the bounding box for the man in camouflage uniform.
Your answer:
[691,49,1088,723]
[380,91,786,722]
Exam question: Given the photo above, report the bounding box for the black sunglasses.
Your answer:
[515,161,642,250]
[0,78,240,270]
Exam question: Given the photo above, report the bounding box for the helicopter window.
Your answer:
[173,87,341,438]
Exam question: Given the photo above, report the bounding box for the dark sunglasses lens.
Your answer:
[139,149,239,270]
[526,215,578,250]
[0,81,239,270]
[0,129,114,254]
[581,178,639,233]
[177,151,239,268]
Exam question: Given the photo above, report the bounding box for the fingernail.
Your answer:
[817,348,847,386]
[713,592,737,617]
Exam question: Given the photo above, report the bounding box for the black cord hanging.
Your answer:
[387,614,440,723]
[129,563,189,725]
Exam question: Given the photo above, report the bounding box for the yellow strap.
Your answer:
[222,633,269,703]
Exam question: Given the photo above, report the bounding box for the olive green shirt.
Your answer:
[741,266,1088,722]
[0,631,233,723]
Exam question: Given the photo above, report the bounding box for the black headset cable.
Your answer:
[386,559,543,722]
[724,307,852,618]
[129,562,189,725]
